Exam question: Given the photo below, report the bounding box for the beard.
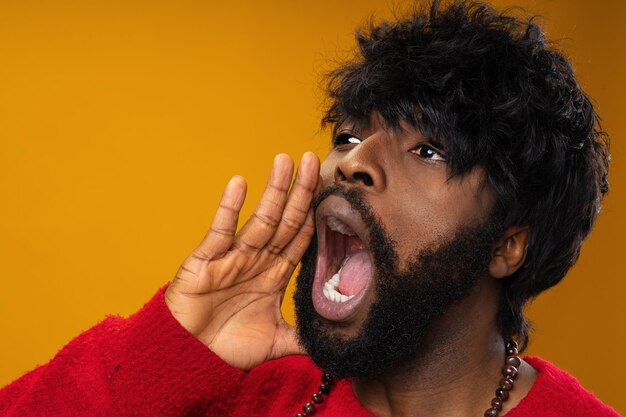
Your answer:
[293,185,503,379]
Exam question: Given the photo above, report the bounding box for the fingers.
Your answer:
[200,152,319,270]
[233,154,294,253]
[279,206,316,273]
[197,175,247,259]
[265,152,320,255]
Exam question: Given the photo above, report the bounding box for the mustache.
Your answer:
[312,184,382,236]
[312,184,367,214]
[312,184,348,210]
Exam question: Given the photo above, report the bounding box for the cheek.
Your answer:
[384,186,477,263]
[389,178,449,234]
[387,203,449,264]
[320,155,337,187]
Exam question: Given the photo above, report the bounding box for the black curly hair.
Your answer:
[322,0,610,350]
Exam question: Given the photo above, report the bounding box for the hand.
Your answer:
[164,152,321,370]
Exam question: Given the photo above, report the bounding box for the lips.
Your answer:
[312,195,375,322]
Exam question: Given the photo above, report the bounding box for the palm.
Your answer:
[165,153,320,370]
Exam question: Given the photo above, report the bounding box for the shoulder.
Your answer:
[508,356,621,417]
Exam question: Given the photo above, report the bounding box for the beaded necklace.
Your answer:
[295,340,521,417]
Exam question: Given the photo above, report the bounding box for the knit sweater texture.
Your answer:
[0,287,620,417]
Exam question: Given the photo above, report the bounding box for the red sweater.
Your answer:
[0,287,620,417]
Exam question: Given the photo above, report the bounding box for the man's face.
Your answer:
[294,113,501,377]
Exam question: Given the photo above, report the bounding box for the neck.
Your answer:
[353,333,503,416]
[351,281,537,417]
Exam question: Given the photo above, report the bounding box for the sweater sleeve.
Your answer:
[0,285,246,417]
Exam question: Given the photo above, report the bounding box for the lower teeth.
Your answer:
[323,272,354,303]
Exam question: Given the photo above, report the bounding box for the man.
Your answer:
[0,1,618,416]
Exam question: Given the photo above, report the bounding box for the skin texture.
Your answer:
[165,152,320,370]
[315,113,537,416]
[294,190,506,378]
[164,113,537,415]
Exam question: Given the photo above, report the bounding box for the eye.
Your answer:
[410,144,446,162]
[333,133,361,147]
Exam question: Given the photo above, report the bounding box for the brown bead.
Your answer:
[296,414,305,417]
[322,374,334,385]
[491,398,503,411]
[484,407,499,417]
[318,384,330,395]
[506,340,518,350]
[505,355,522,368]
[495,387,510,400]
[312,393,324,404]
[302,402,316,415]
[502,365,519,380]
[500,377,514,390]
[506,347,519,356]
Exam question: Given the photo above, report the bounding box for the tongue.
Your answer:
[338,251,372,296]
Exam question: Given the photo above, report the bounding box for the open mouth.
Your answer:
[312,196,374,322]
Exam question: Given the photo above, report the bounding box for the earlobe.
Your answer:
[489,226,529,279]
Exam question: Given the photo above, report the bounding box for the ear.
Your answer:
[489,226,529,279]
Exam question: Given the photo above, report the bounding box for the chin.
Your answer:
[294,185,501,378]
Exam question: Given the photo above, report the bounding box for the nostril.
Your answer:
[353,172,374,187]
[335,165,375,187]
[335,167,347,181]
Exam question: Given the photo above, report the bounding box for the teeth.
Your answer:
[323,271,355,303]
[327,216,356,236]
[329,273,340,286]
[323,286,354,303]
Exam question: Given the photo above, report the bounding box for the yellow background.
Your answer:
[1,0,624,413]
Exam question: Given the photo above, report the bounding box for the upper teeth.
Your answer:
[327,216,356,236]
[323,269,355,303]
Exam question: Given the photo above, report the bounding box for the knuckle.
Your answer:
[233,239,261,254]
[280,216,301,232]
[293,180,315,193]
[278,252,298,269]
[210,226,235,237]
[190,250,213,262]
[267,182,289,193]
[218,203,239,214]
[299,220,315,235]
[289,204,309,216]
[265,242,283,255]
[264,197,285,211]
[252,212,280,228]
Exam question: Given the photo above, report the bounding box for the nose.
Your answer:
[334,135,387,192]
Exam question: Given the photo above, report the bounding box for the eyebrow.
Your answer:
[411,122,448,151]
[428,135,447,151]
